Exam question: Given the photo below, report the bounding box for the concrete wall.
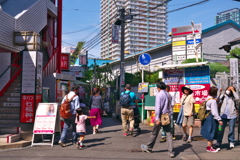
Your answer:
[202,24,240,62]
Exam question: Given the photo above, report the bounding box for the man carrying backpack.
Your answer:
[59,86,80,147]
[120,84,138,136]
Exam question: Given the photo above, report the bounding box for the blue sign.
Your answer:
[139,53,151,65]
[185,66,210,84]
[186,39,202,45]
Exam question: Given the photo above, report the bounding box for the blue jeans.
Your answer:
[217,118,236,143]
[161,114,174,137]
[60,114,77,143]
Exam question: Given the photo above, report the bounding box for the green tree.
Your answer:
[226,46,240,60]
[209,63,229,78]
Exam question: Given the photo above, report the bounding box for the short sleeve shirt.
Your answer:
[121,90,137,106]
[75,115,88,133]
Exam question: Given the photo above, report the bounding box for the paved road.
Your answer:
[0,117,240,160]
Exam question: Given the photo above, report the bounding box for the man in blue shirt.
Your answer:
[121,84,138,136]
[141,82,174,158]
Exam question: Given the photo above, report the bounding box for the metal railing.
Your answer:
[0,52,22,96]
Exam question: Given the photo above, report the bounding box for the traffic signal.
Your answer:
[219,45,231,53]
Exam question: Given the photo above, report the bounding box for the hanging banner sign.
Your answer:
[112,25,120,44]
[33,103,58,134]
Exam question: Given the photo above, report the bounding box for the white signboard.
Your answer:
[36,52,43,94]
[230,58,239,93]
[79,55,87,65]
[22,51,36,93]
[33,103,58,134]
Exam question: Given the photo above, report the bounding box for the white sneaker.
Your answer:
[230,142,234,148]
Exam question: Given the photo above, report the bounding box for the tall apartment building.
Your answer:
[215,8,240,25]
[100,0,169,60]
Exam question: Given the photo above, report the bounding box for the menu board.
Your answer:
[33,103,58,134]
[22,51,36,93]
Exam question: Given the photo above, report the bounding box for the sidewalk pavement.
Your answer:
[1,117,240,160]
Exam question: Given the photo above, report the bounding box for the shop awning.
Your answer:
[74,80,89,85]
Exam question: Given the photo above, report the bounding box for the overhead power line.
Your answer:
[63,24,100,34]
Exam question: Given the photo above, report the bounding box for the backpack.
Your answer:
[120,91,131,107]
[60,94,77,119]
[197,98,213,121]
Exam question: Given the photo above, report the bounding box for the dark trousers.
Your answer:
[147,121,173,153]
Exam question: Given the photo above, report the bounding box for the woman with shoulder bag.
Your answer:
[180,86,195,143]
[200,86,223,152]
[215,86,239,148]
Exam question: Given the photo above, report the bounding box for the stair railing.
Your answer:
[0,52,22,96]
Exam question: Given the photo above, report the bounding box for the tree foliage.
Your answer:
[181,58,206,64]
[208,63,229,78]
[226,46,240,60]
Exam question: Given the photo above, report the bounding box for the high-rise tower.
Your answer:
[215,8,240,25]
[100,0,169,60]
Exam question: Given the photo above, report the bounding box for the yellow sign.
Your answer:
[172,41,186,46]
[173,104,201,113]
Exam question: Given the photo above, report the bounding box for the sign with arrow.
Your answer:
[172,24,202,37]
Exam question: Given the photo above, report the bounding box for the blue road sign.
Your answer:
[186,39,202,45]
[138,53,151,65]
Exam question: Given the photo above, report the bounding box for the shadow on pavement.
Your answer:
[174,143,192,157]
[84,137,111,143]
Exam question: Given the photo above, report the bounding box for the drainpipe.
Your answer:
[57,0,62,73]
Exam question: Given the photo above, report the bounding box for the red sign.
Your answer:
[36,95,42,106]
[20,95,35,123]
[61,54,70,70]
[179,84,210,104]
[79,55,87,65]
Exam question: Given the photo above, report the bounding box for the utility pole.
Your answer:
[119,8,125,95]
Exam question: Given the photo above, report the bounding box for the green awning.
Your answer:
[74,80,89,85]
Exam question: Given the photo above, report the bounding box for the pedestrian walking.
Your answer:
[215,86,239,148]
[160,85,176,142]
[120,84,138,136]
[180,85,195,143]
[141,82,174,158]
[59,86,80,147]
[89,87,103,134]
[200,86,223,152]
[75,108,96,149]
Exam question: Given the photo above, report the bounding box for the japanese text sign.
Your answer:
[61,53,70,70]
[185,66,210,84]
[163,69,184,85]
[20,95,35,123]
[79,55,87,65]
[33,103,58,134]
[180,84,210,104]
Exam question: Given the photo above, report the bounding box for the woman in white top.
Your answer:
[200,86,223,153]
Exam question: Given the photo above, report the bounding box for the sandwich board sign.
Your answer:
[31,103,58,147]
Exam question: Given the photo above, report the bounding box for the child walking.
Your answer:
[75,108,95,149]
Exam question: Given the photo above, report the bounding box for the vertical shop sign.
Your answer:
[61,53,70,70]
[36,52,43,94]
[79,55,87,65]
[20,95,35,123]
[22,51,37,93]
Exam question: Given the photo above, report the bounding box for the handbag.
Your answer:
[160,91,171,126]
[161,113,170,126]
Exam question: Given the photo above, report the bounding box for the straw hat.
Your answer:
[182,85,193,94]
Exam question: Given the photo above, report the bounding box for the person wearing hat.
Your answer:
[180,86,196,143]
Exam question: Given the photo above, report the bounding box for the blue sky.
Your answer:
[62,0,240,58]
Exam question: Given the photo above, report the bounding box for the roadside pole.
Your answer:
[141,69,144,123]
[119,8,125,95]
